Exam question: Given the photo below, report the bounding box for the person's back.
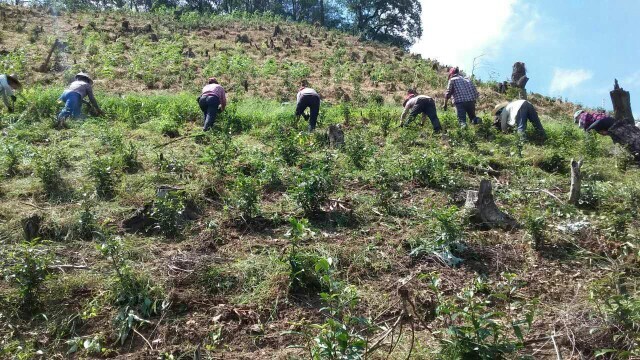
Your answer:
[67,80,92,98]
[199,78,227,131]
[446,75,478,104]
[0,74,17,112]
[297,87,319,102]
[578,111,608,130]
[295,86,321,131]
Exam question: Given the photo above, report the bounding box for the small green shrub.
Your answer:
[115,142,141,173]
[1,140,21,177]
[524,210,545,249]
[343,129,374,169]
[2,240,52,311]
[534,151,567,174]
[290,167,335,215]
[34,148,66,197]
[88,157,118,200]
[151,192,186,238]
[76,201,98,240]
[229,175,260,220]
[200,265,237,295]
[412,152,457,190]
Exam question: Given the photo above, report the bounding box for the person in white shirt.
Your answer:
[295,83,321,131]
[0,74,22,113]
[494,100,545,138]
[400,90,442,132]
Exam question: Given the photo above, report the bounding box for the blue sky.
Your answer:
[411,0,640,117]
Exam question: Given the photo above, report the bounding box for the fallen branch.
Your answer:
[47,264,89,272]
[524,189,564,204]
[36,39,60,72]
[152,134,201,149]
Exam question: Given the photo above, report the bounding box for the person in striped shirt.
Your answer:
[400,90,442,132]
[443,67,481,127]
[198,77,227,131]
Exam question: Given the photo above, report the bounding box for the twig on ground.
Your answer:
[524,189,564,203]
[551,330,563,360]
[133,328,154,351]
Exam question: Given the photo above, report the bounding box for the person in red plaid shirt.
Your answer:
[443,67,481,127]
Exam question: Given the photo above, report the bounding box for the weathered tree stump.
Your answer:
[465,180,518,230]
[150,33,158,42]
[35,38,60,72]
[121,20,130,32]
[569,158,583,205]
[511,62,528,99]
[328,124,344,148]
[21,214,42,241]
[273,24,283,37]
[608,80,640,161]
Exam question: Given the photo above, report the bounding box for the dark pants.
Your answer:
[199,95,220,131]
[406,97,442,131]
[295,95,320,131]
[58,91,82,120]
[516,101,544,134]
[455,100,480,125]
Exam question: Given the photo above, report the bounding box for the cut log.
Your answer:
[568,158,583,205]
[21,214,41,241]
[465,180,518,230]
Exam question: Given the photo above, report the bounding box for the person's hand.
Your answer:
[443,104,448,111]
[11,95,17,102]
[8,107,14,113]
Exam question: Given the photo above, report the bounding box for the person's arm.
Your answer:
[500,110,509,132]
[1,89,12,112]
[444,80,454,110]
[296,91,302,104]
[420,113,427,126]
[86,86,103,114]
[220,89,227,111]
[400,105,409,123]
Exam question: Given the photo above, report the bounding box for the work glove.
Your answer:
[196,96,201,103]
[11,95,16,102]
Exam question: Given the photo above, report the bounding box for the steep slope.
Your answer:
[0,5,638,360]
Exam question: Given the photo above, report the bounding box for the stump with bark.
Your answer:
[607,80,640,161]
[465,180,519,230]
[569,158,583,205]
[328,124,344,148]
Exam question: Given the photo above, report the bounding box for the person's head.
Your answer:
[6,74,22,91]
[403,90,417,107]
[208,77,218,84]
[573,110,585,123]
[448,67,459,79]
[300,79,309,88]
[75,72,93,85]
[494,101,508,115]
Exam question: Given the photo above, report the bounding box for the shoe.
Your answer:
[459,122,467,128]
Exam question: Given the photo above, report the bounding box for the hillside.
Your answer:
[1,4,639,360]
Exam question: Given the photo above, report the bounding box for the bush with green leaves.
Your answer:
[76,200,98,240]
[115,142,141,173]
[202,132,238,177]
[343,128,374,169]
[425,273,537,360]
[34,148,66,197]
[524,210,545,249]
[409,206,464,266]
[229,175,261,220]
[199,265,238,295]
[150,192,186,238]
[275,129,303,166]
[98,235,167,345]
[290,166,335,215]
[88,157,118,200]
[411,152,457,190]
[2,240,52,311]
[1,139,22,177]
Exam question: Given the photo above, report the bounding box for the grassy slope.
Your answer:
[0,4,639,360]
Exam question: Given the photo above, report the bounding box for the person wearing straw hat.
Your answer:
[295,81,321,132]
[57,72,103,125]
[198,77,227,131]
[493,99,545,137]
[0,74,23,113]
[400,89,442,132]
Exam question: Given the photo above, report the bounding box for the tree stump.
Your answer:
[610,79,634,123]
[569,158,583,205]
[328,124,344,148]
[465,180,518,230]
[511,62,528,99]
[21,214,42,241]
[273,24,283,37]
[608,80,640,161]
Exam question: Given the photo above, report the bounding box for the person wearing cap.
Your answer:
[0,74,22,113]
[400,90,442,132]
[295,83,320,131]
[443,67,481,127]
[57,72,103,123]
[198,77,227,131]
[573,109,614,134]
[494,99,545,137]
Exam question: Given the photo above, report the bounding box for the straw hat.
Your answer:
[75,72,93,84]
[6,74,23,90]
[573,110,584,121]
[494,101,509,114]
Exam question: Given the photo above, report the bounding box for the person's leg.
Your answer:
[68,92,82,119]
[516,106,528,134]
[405,102,423,127]
[466,101,481,125]
[57,91,71,120]
[526,103,545,135]
[308,96,320,131]
[295,97,307,122]
[454,102,467,127]
[203,96,219,131]
[424,99,442,132]
[199,96,209,130]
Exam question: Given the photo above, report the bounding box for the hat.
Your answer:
[5,74,22,90]
[448,67,459,78]
[208,77,218,84]
[403,93,416,107]
[75,72,93,84]
[573,110,584,121]
[494,101,509,114]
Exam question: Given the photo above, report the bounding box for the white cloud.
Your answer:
[622,71,640,87]
[410,0,519,73]
[549,68,593,94]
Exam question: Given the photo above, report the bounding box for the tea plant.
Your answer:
[412,152,457,190]
[229,175,261,220]
[343,128,374,169]
[150,192,186,238]
[290,167,335,215]
[34,148,66,198]
[2,240,52,312]
[88,157,118,200]
[1,139,21,177]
